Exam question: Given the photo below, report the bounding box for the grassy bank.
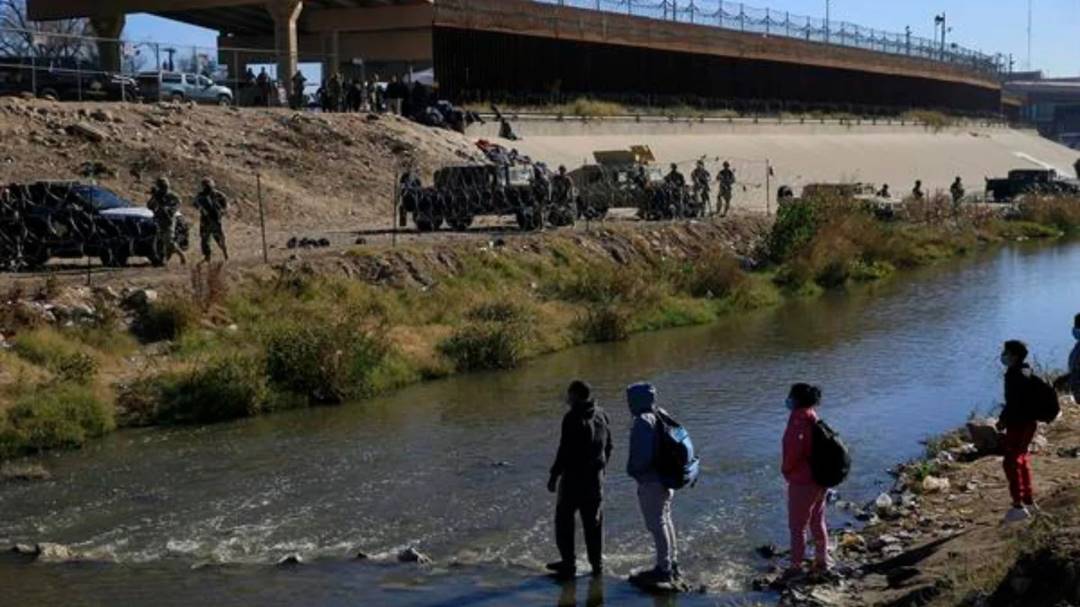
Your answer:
[2,197,1079,459]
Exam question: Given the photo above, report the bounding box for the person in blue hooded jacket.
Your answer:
[626,382,679,585]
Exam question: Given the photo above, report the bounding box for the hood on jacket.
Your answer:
[627,382,656,416]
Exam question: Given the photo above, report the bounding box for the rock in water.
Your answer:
[35,543,74,563]
[397,547,431,564]
[277,554,303,567]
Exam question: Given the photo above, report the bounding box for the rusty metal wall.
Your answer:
[433,26,1002,114]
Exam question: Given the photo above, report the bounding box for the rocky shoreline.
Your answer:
[756,396,1080,606]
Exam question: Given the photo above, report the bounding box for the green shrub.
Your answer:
[0,383,114,456]
[438,322,527,371]
[1019,197,1080,234]
[263,321,388,403]
[767,200,820,262]
[134,297,200,342]
[575,304,631,343]
[11,329,99,384]
[157,355,268,424]
[466,301,533,324]
[676,253,746,298]
[552,263,661,305]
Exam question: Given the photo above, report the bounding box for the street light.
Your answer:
[825,0,831,43]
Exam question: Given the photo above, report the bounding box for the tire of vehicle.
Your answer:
[20,246,49,271]
[414,194,444,232]
[170,92,185,103]
[547,203,574,227]
[100,245,130,268]
[39,89,58,101]
[217,95,231,106]
[447,213,474,232]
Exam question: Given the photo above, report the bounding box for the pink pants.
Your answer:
[788,482,828,569]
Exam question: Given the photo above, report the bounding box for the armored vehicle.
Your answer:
[985,169,1080,202]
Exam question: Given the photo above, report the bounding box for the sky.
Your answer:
[123,0,1079,77]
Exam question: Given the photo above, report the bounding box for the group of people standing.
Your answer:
[288,70,427,116]
[546,319,1080,586]
[663,160,738,217]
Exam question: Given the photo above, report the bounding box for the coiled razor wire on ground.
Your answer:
[0,181,187,273]
[396,156,773,233]
[535,0,1002,75]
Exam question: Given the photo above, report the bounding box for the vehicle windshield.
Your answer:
[72,185,131,211]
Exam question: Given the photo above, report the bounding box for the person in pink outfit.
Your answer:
[781,383,829,576]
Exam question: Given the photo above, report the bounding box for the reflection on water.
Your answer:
[2,241,1080,606]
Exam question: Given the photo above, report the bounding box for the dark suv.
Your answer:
[0,182,188,269]
[0,59,139,102]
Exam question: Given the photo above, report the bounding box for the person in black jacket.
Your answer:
[547,380,613,578]
[996,340,1040,523]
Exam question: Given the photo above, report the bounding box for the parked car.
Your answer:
[0,181,189,269]
[0,59,139,102]
[136,71,233,105]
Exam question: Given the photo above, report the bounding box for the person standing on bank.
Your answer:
[626,382,680,585]
[997,340,1041,523]
[547,381,613,579]
[782,383,830,577]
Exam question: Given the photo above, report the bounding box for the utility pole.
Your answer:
[934,13,947,60]
[1026,0,1033,70]
[825,0,830,43]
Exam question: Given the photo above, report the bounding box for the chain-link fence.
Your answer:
[534,0,1003,76]
[0,26,386,110]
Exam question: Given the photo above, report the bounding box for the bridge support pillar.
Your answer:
[267,0,303,83]
[89,14,126,73]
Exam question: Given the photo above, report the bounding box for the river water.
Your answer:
[3,241,1080,606]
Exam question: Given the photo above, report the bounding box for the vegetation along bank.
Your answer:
[1,195,1079,461]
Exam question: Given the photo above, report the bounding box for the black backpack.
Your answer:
[654,409,701,490]
[1027,373,1061,423]
[810,419,851,489]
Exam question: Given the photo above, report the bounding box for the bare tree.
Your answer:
[0,0,92,60]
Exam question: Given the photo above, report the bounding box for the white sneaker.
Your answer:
[1003,507,1031,524]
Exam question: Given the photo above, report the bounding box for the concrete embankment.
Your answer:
[472,118,1080,213]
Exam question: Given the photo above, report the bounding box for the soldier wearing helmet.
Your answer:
[691,159,711,215]
[716,161,736,217]
[147,176,186,266]
[194,176,229,262]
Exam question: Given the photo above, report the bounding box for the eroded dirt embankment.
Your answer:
[766,399,1080,607]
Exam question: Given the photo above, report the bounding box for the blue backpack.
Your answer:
[654,409,701,490]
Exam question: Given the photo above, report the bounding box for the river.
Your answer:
[2,241,1080,606]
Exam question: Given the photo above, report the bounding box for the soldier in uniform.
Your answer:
[553,165,574,211]
[950,176,965,206]
[877,184,891,199]
[291,70,306,110]
[147,177,186,266]
[194,177,229,263]
[716,161,736,217]
[691,160,711,215]
[912,180,925,200]
[327,72,343,113]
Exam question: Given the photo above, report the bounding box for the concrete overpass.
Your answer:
[28,0,1003,114]
[27,0,433,83]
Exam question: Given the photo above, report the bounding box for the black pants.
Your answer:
[555,482,603,569]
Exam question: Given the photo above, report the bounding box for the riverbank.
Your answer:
[765,393,1080,607]
[1,197,1078,461]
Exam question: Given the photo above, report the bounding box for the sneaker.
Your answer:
[546,561,576,577]
[1003,507,1031,524]
[631,567,675,586]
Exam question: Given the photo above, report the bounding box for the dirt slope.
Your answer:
[0,98,485,230]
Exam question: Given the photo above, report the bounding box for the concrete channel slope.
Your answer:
[475,119,1080,212]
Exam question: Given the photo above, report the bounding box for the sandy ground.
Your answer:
[490,122,1080,212]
